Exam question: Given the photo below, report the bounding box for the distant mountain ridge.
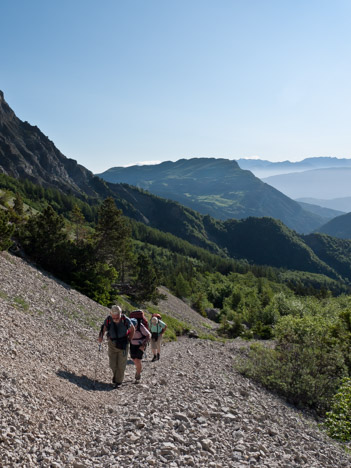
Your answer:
[97,158,324,234]
[316,212,351,240]
[237,156,351,178]
[298,197,351,213]
[296,201,344,223]
[262,167,351,200]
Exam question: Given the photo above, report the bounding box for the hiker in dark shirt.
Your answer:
[98,305,134,388]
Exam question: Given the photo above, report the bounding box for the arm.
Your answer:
[161,322,167,335]
[98,324,107,343]
[138,325,151,349]
[143,327,151,344]
[127,324,135,342]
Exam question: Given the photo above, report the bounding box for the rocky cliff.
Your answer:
[1,251,350,467]
[0,90,99,198]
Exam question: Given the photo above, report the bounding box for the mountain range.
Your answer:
[237,156,351,178]
[298,196,351,214]
[262,168,351,201]
[2,89,351,282]
[97,159,329,233]
[238,157,351,213]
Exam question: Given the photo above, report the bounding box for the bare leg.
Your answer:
[132,358,142,380]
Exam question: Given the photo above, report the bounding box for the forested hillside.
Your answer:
[2,172,351,291]
[97,158,324,233]
[316,212,351,240]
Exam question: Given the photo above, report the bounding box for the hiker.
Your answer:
[149,314,167,362]
[129,310,151,383]
[98,305,135,388]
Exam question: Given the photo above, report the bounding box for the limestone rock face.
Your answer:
[0,251,350,467]
[0,90,96,197]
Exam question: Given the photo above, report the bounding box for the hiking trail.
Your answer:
[0,251,350,467]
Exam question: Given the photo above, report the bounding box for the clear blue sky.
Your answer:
[2,0,351,173]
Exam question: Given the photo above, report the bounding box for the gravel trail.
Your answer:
[1,252,350,467]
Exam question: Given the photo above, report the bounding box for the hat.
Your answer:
[111,305,122,315]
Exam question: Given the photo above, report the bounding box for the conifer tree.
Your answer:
[0,210,14,251]
[13,192,24,216]
[10,192,25,226]
[70,204,85,242]
[132,252,159,303]
[20,205,67,267]
[175,272,191,298]
[93,197,134,280]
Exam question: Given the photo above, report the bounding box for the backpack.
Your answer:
[129,310,149,330]
[151,313,162,320]
[100,314,132,349]
[104,314,130,330]
[130,318,149,343]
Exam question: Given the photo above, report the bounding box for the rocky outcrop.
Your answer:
[0,90,98,197]
[0,251,350,467]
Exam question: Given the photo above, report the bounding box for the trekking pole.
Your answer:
[93,343,102,389]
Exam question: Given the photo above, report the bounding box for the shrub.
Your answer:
[237,314,347,414]
[218,315,244,338]
[325,378,351,441]
[251,321,273,339]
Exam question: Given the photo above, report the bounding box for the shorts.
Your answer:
[150,334,163,350]
[130,344,144,360]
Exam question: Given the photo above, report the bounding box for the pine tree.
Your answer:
[20,205,67,267]
[0,210,14,251]
[175,272,191,298]
[93,197,134,280]
[13,192,24,216]
[132,252,159,303]
[70,204,85,242]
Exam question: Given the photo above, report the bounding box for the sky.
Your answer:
[2,0,351,174]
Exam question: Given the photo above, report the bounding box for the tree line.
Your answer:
[0,191,159,305]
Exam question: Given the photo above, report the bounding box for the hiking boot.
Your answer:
[151,355,157,362]
[113,382,121,389]
[157,353,160,360]
[135,372,141,381]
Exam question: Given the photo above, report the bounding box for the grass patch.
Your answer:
[0,290,9,300]
[13,296,29,311]
[201,322,215,330]
[196,194,239,208]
